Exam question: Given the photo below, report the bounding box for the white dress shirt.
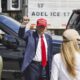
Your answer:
[50,52,80,80]
[33,34,48,62]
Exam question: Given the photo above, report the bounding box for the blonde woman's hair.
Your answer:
[61,38,80,78]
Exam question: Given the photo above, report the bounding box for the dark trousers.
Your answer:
[23,61,49,80]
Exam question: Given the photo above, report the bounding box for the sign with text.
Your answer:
[28,0,80,29]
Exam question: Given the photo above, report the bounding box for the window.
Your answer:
[0,28,19,50]
[12,0,19,8]
[67,12,80,34]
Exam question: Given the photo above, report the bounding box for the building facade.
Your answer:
[0,0,24,22]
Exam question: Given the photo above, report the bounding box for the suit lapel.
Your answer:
[45,34,50,60]
[33,31,39,52]
[45,34,49,47]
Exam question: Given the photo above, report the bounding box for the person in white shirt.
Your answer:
[0,56,3,79]
[50,29,80,80]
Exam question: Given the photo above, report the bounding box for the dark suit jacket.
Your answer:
[18,27,54,75]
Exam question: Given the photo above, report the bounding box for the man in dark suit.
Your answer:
[18,17,54,80]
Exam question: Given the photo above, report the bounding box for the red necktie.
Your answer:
[41,35,47,67]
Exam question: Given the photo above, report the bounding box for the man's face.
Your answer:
[36,26,46,35]
[23,16,30,25]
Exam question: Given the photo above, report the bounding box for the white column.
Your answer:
[0,0,2,13]
[22,0,28,16]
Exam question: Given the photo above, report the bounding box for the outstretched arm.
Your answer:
[18,16,30,40]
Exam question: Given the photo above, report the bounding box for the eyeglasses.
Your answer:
[63,36,70,42]
[63,40,70,42]
[77,39,80,41]
[23,19,30,21]
[63,39,80,42]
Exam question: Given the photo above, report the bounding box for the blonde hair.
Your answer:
[61,38,80,78]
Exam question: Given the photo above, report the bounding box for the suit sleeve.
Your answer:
[18,27,25,39]
[18,26,30,40]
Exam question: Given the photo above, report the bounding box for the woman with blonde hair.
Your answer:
[50,29,80,80]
